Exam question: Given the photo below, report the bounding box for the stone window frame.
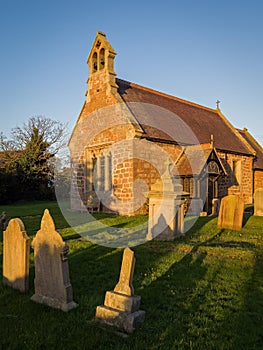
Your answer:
[85,147,113,194]
[232,159,242,185]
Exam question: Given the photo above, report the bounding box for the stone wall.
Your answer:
[70,98,140,212]
[70,101,186,214]
[218,151,253,204]
[254,170,263,192]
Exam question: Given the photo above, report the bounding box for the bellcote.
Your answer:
[86,31,118,100]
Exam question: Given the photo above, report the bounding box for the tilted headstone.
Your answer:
[218,195,244,230]
[96,247,145,333]
[3,218,30,293]
[31,209,78,311]
[114,247,135,296]
[254,188,263,216]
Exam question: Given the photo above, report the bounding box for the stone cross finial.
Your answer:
[216,100,221,109]
[114,247,135,296]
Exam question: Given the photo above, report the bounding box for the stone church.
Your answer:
[69,31,263,215]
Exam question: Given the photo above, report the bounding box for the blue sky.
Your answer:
[0,0,262,145]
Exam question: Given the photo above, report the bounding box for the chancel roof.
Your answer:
[237,128,263,170]
[117,79,254,156]
[174,145,227,177]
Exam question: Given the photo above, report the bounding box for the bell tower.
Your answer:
[86,31,118,102]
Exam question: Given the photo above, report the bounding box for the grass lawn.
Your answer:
[0,201,263,349]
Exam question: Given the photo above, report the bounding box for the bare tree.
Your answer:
[0,132,16,152]
[0,116,69,201]
[8,116,68,155]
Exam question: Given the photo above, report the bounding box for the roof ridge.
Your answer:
[216,109,255,156]
[116,78,217,113]
[240,128,263,152]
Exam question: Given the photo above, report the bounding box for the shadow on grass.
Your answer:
[228,248,263,349]
[242,212,252,226]
[0,218,262,349]
[133,232,262,349]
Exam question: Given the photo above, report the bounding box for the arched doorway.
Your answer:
[205,160,221,214]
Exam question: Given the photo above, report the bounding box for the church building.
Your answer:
[69,31,263,215]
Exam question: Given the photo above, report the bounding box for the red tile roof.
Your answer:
[117,79,253,156]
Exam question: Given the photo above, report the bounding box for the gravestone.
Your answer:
[3,218,30,293]
[218,195,244,230]
[31,209,78,312]
[189,198,204,216]
[0,211,9,230]
[211,198,220,216]
[147,160,189,240]
[254,188,263,216]
[96,247,145,333]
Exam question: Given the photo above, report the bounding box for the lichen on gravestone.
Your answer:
[96,247,145,333]
[31,209,78,311]
[114,247,135,296]
[218,195,244,231]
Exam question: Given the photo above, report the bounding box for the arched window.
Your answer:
[100,154,105,191]
[104,152,112,191]
[92,154,97,190]
[208,160,220,175]
[92,52,98,73]
[232,159,242,185]
[99,48,105,70]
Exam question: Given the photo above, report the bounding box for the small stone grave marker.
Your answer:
[211,198,220,216]
[31,209,78,311]
[3,218,30,293]
[114,247,135,296]
[254,188,263,216]
[218,195,244,230]
[96,247,145,333]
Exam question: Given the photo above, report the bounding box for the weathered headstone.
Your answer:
[254,188,263,216]
[114,247,135,296]
[96,247,145,333]
[31,209,78,311]
[218,195,244,230]
[0,211,9,230]
[3,218,30,293]
[211,198,220,216]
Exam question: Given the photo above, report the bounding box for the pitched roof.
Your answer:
[237,128,263,170]
[175,144,227,176]
[117,79,253,156]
